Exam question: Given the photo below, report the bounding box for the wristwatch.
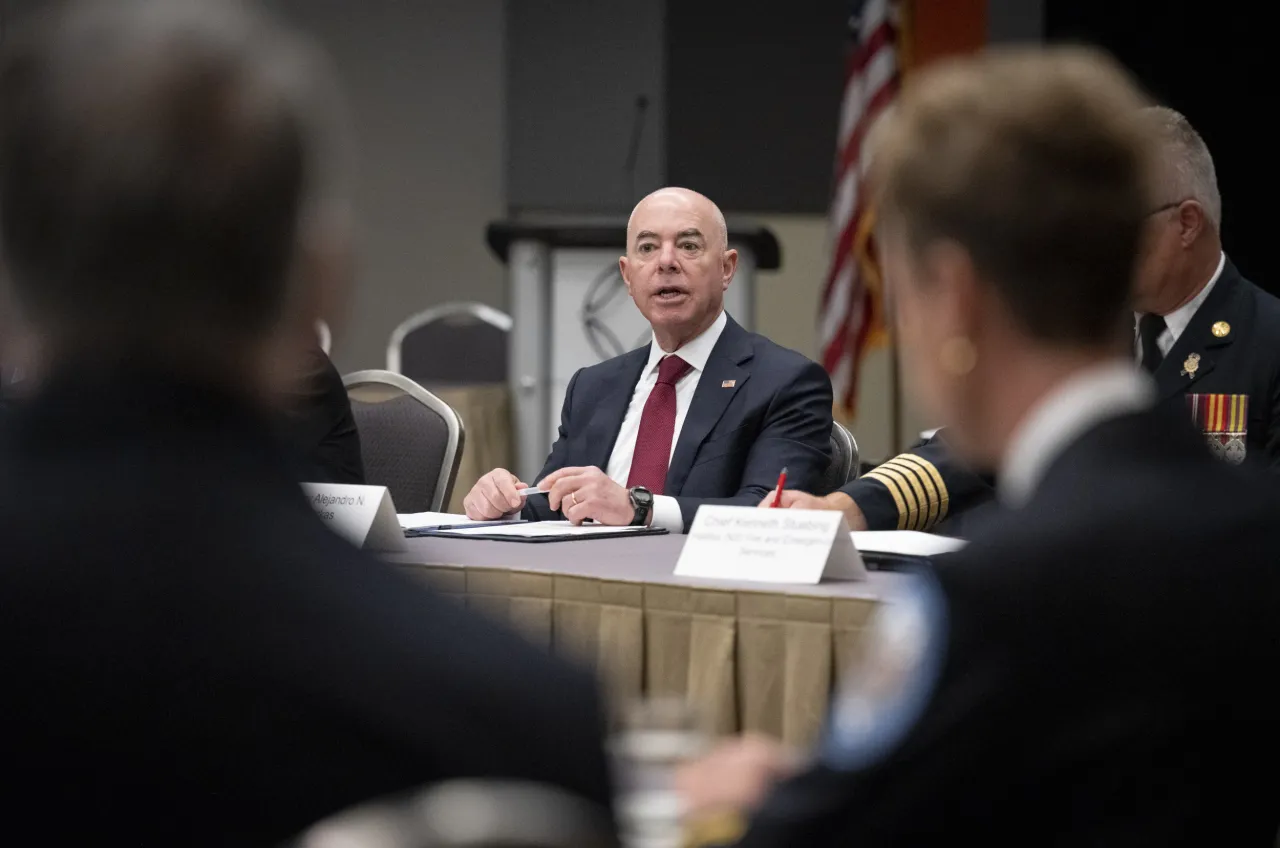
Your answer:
[628,486,653,526]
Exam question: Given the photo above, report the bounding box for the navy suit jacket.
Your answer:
[524,314,833,530]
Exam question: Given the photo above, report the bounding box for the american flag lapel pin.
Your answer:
[722,379,736,388]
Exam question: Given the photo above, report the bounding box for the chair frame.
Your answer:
[316,319,331,354]
[341,369,465,512]
[833,420,861,486]
[386,301,513,375]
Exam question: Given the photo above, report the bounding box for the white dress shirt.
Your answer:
[998,360,1156,509]
[606,309,728,532]
[1134,250,1225,358]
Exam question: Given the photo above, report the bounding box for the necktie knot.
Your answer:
[1138,313,1167,373]
[657,355,691,386]
[1138,312,1166,337]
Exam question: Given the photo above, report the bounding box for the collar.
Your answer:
[998,360,1156,508]
[644,308,728,375]
[1136,250,1225,343]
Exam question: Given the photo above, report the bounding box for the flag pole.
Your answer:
[889,331,902,455]
[890,0,911,457]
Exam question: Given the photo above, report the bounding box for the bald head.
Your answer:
[627,187,728,253]
[620,186,737,351]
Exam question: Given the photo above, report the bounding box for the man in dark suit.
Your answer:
[771,105,1280,534]
[278,342,365,485]
[0,2,612,845]
[678,47,1280,844]
[464,187,833,532]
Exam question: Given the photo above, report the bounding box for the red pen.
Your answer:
[770,466,788,507]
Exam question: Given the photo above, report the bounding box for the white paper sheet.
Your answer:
[850,530,966,557]
[397,512,518,530]
[439,521,653,537]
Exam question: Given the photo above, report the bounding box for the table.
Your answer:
[389,533,909,747]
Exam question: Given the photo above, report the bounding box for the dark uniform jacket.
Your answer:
[737,402,1280,846]
[0,364,614,846]
[845,259,1280,532]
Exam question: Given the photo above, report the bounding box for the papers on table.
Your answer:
[397,511,519,530]
[438,521,655,538]
[851,530,966,557]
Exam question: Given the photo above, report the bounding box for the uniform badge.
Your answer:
[1187,393,1248,464]
[819,567,947,773]
[1180,352,1200,378]
[1211,321,1231,338]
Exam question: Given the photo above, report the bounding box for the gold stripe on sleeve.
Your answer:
[864,467,911,530]
[894,453,951,528]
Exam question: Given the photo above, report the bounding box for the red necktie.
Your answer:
[627,355,692,495]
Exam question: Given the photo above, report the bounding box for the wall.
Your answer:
[664,0,847,214]
[506,0,665,215]
[264,0,508,373]
[751,216,931,467]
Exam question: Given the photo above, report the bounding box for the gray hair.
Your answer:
[1140,105,1221,228]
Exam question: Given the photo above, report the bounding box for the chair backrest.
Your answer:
[292,780,618,848]
[388,302,512,386]
[343,370,464,512]
[818,421,860,495]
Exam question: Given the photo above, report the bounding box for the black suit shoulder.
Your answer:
[277,345,365,484]
[742,328,826,374]
[1239,270,1280,322]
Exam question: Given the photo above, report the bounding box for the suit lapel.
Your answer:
[581,345,650,470]
[664,317,754,496]
[1152,262,1242,401]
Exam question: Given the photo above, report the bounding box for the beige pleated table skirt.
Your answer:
[390,532,904,747]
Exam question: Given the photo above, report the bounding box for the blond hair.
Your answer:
[870,46,1155,345]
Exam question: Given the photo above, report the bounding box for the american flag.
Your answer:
[818,0,904,415]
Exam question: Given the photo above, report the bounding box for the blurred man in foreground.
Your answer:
[683,46,1280,845]
[464,187,832,532]
[0,1,612,844]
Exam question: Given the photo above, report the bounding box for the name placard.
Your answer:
[675,506,866,584]
[301,483,406,554]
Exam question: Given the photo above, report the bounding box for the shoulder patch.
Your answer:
[819,566,948,772]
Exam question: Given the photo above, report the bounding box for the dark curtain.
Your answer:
[1045,0,1276,296]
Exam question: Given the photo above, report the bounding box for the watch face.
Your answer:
[631,487,653,507]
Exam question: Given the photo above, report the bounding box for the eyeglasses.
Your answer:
[1147,199,1189,217]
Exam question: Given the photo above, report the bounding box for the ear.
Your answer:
[920,239,980,340]
[721,247,738,290]
[1177,200,1207,248]
[619,255,634,296]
